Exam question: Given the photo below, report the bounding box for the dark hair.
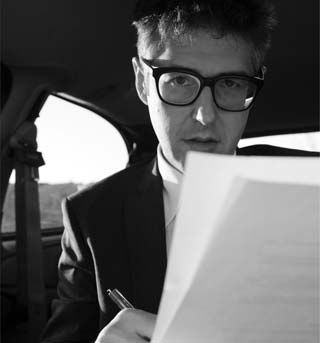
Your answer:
[133,0,277,68]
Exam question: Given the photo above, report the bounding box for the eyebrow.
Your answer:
[145,58,253,77]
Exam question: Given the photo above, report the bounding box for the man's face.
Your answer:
[133,31,255,171]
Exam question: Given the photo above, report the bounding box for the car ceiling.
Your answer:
[2,0,319,142]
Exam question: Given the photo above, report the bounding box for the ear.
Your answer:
[132,57,148,105]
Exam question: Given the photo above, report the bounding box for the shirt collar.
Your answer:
[157,147,236,226]
[157,146,183,185]
[157,146,183,226]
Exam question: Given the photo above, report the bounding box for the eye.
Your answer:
[221,79,240,88]
[161,73,198,87]
[171,76,191,86]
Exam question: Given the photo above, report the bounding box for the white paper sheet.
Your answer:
[152,153,320,343]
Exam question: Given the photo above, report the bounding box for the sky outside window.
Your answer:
[13,95,129,184]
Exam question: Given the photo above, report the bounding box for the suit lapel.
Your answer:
[124,159,167,313]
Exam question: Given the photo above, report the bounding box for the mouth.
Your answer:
[183,137,220,152]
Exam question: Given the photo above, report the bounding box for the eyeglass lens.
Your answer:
[158,72,258,110]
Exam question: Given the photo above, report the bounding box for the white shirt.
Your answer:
[157,147,236,255]
[157,146,183,255]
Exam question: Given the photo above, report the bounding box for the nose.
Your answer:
[192,86,218,126]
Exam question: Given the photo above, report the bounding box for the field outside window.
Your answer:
[2,96,128,232]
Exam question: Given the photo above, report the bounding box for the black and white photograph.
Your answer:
[1,1,319,342]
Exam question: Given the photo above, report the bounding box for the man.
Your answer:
[41,1,277,342]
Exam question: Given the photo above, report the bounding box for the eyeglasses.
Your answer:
[141,58,265,112]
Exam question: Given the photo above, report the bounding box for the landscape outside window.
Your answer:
[2,96,129,232]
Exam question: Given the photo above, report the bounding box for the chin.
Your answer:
[218,144,237,155]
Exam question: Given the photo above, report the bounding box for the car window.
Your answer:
[239,132,320,151]
[2,95,129,232]
[1,183,15,233]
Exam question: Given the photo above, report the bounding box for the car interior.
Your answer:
[1,1,319,342]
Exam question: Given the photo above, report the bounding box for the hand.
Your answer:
[95,308,156,343]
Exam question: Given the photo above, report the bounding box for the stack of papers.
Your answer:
[152,153,320,343]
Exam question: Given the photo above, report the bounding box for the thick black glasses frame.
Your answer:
[141,58,265,112]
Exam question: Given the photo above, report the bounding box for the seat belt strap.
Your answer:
[11,121,47,343]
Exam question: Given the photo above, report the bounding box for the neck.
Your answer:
[160,149,184,175]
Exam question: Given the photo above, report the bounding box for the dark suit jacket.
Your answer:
[41,145,319,342]
[41,158,167,342]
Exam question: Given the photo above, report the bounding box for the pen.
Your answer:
[107,289,151,342]
[107,288,134,309]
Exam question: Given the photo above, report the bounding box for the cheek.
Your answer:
[147,96,175,143]
[235,112,249,134]
[147,91,188,139]
[223,112,249,142]
[147,94,168,128]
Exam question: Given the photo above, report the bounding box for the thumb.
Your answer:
[132,309,157,339]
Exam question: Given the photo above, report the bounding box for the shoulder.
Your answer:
[66,158,156,208]
[61,157,158,238]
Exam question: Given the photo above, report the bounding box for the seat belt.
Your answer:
[10,121,47,343]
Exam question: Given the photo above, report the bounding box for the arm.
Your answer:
[41,197,100,343]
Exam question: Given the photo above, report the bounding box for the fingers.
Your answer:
[95,309,157,343]
[123,309,156,339]
[97,326,146,343]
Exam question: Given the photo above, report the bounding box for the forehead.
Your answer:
[143,31,255,75]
